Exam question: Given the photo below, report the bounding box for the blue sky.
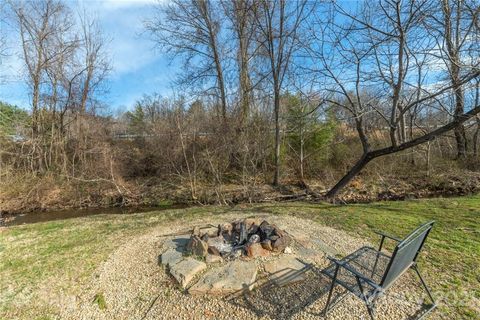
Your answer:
[0,0,174,113]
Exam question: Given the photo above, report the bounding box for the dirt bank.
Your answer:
[2,170,480,216]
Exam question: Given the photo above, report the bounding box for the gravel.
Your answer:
[59,213,429,320]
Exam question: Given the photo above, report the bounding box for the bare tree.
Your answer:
[424,0,480,158]
[222,0,257,125]
[10,0,72,138]
[255,0,309,186]
[0,1,9,83]
[7,0,110,176]
[74,11,110,167]
[77,12,109,115]
[307,0,480,198]
[9,0,78,172]
[146,0,228,121]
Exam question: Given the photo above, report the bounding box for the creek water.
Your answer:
[1,204,188,227]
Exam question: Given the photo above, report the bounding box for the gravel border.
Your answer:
[60,213,431,320]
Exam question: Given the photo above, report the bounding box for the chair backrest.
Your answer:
[380,221,435,290]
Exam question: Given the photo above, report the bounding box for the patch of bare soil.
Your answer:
[56,215,432,320]
[338,171,480,203]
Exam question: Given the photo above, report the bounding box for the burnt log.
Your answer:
[239,222,248,244]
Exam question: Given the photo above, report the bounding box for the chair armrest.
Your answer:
[327,257,381,290]
[374,230,402,242]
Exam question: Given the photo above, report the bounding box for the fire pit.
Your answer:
[187,218,292,260]
[160,217,311,296]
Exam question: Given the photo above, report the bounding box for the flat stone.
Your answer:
[311,238,338,256]
[264,256,309,286]
[189,260,257,296]
[170,258,207,289]
[296,247,325,265]
[284,228,338,256]
[161,249,184,267]
[163,236,190,252]
[206,254,223,264]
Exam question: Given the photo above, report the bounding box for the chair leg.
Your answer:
[412,264,437,319]
[371,251,380,278]
[323,265,340,317]
[368,295,379,320]
[356,276,375,320]
[412,264,435,305]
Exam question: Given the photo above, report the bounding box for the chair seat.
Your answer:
[322,246,391,300]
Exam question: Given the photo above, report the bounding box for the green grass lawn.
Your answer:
[1,196,479,319]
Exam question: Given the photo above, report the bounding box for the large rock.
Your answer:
[261,239,273,251]
[246,243,270,258]
[189,260,257,296]
[259,221,275,240]
[187,235,208,257]
[271,234,292,252]
[264,256,309,286]
[170,258,207,289]
[160,249,183,267]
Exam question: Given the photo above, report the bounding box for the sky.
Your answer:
[0,0,174,113]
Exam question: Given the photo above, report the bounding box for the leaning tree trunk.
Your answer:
[326,104,480,198]
[325,153,372,198]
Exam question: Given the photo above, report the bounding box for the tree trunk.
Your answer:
[426,141,431,176]
[299,124,304,183]
[326,153,372,198]
[326,104,480,198]
[273,90,281,186]
[239,37,250,124]
[235,0,251,125]
[399,108,406,144]
[443,0,467,159]
[201,0,227,121]
[473,116,480,158]
[453,82,467,158]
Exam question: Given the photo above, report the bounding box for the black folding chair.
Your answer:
[322,221,436,319]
